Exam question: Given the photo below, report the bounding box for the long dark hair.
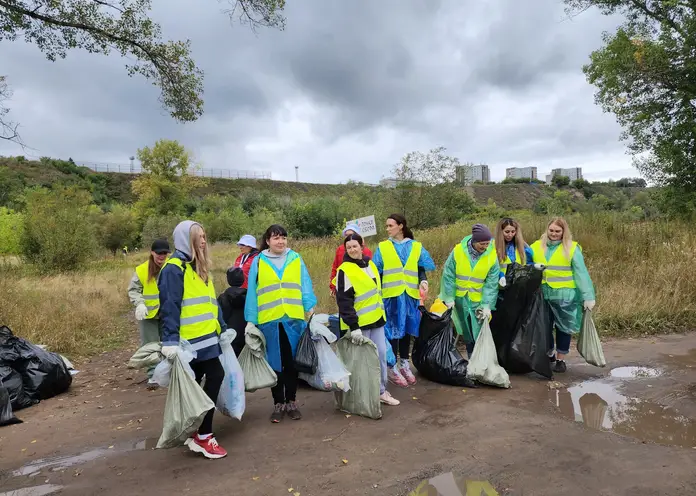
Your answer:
[343,233,364,248]
[260,224,288,251]
[388,213,414,239]
[147,254,163,282]
[495,217,527,265]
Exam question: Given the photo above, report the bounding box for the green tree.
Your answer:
[553,175,571,188]
[0,207,22,254]
[0,0,286,141]
[20,186,98,271]
[566,0,696,213]
[132,139,205,218]
[99,204,139,255]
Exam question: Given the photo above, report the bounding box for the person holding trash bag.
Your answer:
[244,224,317,423]
[439,224,500,357]
[158,221,231,459]
[334,233,400,406]
[530,217,596,373]
[127,238,171,380]
[494,218,534,286]
[372,214,436,388]
[234,234,259,289]
[330,223,372,296]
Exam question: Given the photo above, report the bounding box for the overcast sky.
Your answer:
[0,0,634,183]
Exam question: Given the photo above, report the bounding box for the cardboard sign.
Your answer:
[346,215,377,237]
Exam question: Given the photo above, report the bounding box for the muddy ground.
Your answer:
[1,333,696,496]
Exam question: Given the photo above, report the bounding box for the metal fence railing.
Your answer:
[78,161,272,180]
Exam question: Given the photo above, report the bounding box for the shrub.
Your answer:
[141,214,184,249]
[0,207,23,255]
[99,205,139,254]
[285,197,346,238]
[20,187,98,271]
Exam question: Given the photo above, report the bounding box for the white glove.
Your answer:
[498,277,507,288]
[219,329,237,347]
[584,300,596,311]
[350,329,366,345]
[161,346,178,360]
[135,303,148,321]
[444,300,455,309]
[245,322,259,335]
[477,305,491,321]
[419,281,429,292]
[533,263,546,271]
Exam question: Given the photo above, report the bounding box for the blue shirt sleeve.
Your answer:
[524,245,534,265]
[372,245,383,275]
[300,257,318,311]
[217,304,227,333]
[418,245,436,271]
[158,263,184,346]
[244,256,260,325]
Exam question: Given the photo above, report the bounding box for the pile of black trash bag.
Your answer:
[490,263,553,379]
[0,325,73,426]
[412,307,477,387]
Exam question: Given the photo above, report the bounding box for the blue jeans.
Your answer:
[363,327,388,395]
[466,341,475,358]
[549,329,572,355]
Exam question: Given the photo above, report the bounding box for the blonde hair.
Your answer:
[494,218,527,265]
[189,223,212,282]
[540,217,573,259]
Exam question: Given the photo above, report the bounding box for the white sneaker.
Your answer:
[380,391,400,406]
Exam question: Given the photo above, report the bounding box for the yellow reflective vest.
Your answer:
[500,248,522,276]
[135,261,160,319]
[333,260,386,330]
[163,258,221,341]
[453,237,497,302]
[379,240,422,299]
[256,256,304,324]
[530,240,578,289]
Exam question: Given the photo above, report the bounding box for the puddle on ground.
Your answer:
[609,366,662,379]
[549,377,696,448]
[409,473,499,496]
[12,438,157,477]
[0,485,63,496]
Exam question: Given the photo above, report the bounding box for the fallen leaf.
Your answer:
[345,414,351,418]
[31,440,37,444]
[461,389,467,392]
[21,448,26,452]
[288,488,294,493]
[342,459,348,464]
[293,492,300,496]
[252,477,260,481]
[108,446,114,449]
[412,396,418,400]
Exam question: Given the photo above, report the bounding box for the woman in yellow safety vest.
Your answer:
[530,217,595,374]
[127,238,170,379]
[372,214,436,388]
[334,233,400,407]
[494,217,534,286]
[159,221,232,460]
[439,224,500,357]
[244,224,317,423]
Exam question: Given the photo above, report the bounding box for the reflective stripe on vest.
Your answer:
[530,240,578,289]
[162,258,220,341]
[335,260,386,330]
[452,237,496,302]
[256,256,304,324]
[135,261,160,319]
[500,249,522,276]
[379,240,422,299]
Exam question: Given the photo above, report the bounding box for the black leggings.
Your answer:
[271,324,298,405]
[389,336,412,361]
[190,357,225,435]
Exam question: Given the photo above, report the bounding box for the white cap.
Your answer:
[237,234,257,248]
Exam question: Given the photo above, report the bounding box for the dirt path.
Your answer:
[1,334,696,496]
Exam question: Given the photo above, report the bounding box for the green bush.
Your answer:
[0,207,23,255]
[285,197,346,238]
[20,187,98,271]
[141,214,184,250]
[99,205,139,254]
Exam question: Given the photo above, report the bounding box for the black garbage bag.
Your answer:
[294,326,318,375]
[0,365,35,410]
[0,385,22,426]
[412,307,477,387]
[0,325,72,402]
[490,265,552,379]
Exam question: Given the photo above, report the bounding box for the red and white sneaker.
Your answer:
[187,434,227,459]
[399,359,417,385]
[388,366,408,388]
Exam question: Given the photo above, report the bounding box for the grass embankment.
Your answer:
[1,213,694,359]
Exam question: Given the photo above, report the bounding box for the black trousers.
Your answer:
[390,336,412,361]
[190,357,225,435]
[271,324,298,405]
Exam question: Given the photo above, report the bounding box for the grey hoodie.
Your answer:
[262,247,290,270]
[173,220,201,259]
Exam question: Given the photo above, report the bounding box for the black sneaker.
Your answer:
[549,355,557,363]
[286,401,302,421]
[270,403,285,423]
[554,360,567,373]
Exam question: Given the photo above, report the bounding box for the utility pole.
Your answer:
[129,156,135,173]
[295,165,299,182]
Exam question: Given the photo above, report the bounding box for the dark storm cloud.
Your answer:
[0,0,634,181]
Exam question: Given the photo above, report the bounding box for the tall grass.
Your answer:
[1,213,694,358]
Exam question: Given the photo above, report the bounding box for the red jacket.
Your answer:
[329,244,373,292]
[234,250,259,289]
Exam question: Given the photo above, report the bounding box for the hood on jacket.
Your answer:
[173,220,201,258]
[226,266,245,287]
